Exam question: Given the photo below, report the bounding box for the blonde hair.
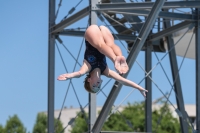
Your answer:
[84,74,93,93]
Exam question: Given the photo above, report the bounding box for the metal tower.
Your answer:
[48,0,200,133]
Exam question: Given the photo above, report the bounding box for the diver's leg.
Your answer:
[99,25,129,74]
[85,25,123,73]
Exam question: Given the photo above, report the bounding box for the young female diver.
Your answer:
[57,25,147,97]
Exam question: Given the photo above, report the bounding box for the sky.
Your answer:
[0,0,196,132]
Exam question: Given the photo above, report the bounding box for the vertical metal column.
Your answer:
[145,42,152,132]
[48,0,55,133]
[145,1,152,131]
[92,1,165,133]
[88,0,98,132]
[163,11,188,133]
[196,8,200,133]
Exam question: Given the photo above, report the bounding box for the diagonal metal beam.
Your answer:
[148,21,194,41]
[106,10,196,21]
[91,1,166,132]
[51,6,89,34]
[95,1,200,10]
[163,9,188,133]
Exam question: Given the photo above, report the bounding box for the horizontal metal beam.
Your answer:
[95,1,200,10]
[51,6,89,33]
[58,30,137,41]
[110,0,143,33]
[106,10,195,21]
[58,30,165,52]
[148,21,194,41]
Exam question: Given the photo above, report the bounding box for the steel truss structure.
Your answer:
[48,0,200,133]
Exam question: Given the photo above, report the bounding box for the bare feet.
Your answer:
[120,56,129,74]
[114,56,129,74]
[114,56,121,74]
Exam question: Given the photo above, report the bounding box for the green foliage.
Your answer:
[70,113,88,133]
[102,102,145,132]
[4,114,27,133]
[71,102,182,133]
[152,103,180,133]
[32,113,63,133]
[0,124,4,133]
[32,113,47,133]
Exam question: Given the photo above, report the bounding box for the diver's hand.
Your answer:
[140,89,148,98]
[57,73,71,80]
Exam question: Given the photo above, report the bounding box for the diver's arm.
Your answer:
[104,68,147,97]
[57,60,90,80]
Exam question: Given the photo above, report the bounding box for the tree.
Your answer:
[102,102,146,132]
[70,113,88,133]
[32,113,63,133]
[0,124,4,133]
[4,114,27,133]
[152,102,180,133]
[70,102,182,133]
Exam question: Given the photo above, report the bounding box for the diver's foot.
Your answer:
[114,56,122,74]
[120,56,129,74]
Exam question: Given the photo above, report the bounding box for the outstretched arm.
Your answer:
[57,71,82,80]
[104,69,148,97]
[57,60,90,80]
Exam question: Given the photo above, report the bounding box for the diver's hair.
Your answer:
[84,74,92,93]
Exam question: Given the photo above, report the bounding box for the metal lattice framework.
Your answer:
[48,0,200,133]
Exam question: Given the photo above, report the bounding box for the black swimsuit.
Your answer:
[84,40,107,74]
